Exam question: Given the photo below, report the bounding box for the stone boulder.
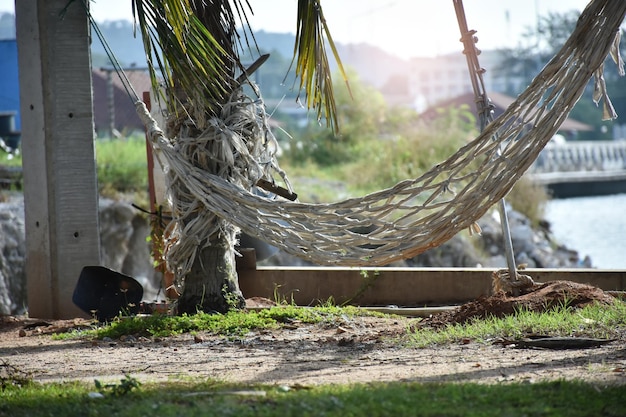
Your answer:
[0,197,26,315]
[0,196,161,315]
[261,207,588,269]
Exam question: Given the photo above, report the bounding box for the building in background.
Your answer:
[0,39,21,152]
[92,67,152,137]
[406,51,525,112]
[419,90,592,140]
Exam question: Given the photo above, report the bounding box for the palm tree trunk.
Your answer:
[177,232,244,314]
[171,0,245,314]
[168,136,246,314]
[135,0,341,315]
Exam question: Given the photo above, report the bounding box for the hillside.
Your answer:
[89,20,409,90]
[249,29,410,89]
[1,12,408,93]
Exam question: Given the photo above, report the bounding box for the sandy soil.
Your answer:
[1,281,626,387]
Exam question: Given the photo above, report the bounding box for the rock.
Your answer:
[0,196,162,315]
[100,200,161,301]
[0,197,26,315]
[261,207,587,270]
[406,234,483,268]
[475,207,585,270]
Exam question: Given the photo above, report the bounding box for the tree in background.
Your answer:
[286,69,387,166]
[496,11,581,94]
[131,0,347,314]
[496,10,626,140]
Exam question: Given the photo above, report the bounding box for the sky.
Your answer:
[0,0,593,59]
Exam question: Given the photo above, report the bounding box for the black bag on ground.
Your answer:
[73,266,143,321]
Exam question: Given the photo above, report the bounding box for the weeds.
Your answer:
[95,136,148,197]
[0,360,33,391]
[55,305,382,341]
[407,300,626,348]
[340,269,381,306]
[94,374,141,397]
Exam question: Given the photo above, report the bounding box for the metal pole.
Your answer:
[452,0,518,284]
[105,68,115,138]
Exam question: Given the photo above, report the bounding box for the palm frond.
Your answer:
[132,0,345,134]
[292,0,350,133]
[132,0,251,119]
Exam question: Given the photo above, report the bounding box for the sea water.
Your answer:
[544,193,626,269]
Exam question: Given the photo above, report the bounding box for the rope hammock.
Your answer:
[133,0,625,276]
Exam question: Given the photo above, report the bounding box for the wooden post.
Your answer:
[16,0,100,318]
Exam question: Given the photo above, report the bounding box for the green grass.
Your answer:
[407,300,626,348]
[55,305,383,340]
[55,301,626,349]
[5,303,626,416]
[95,135,149,200]
[1,378,624,417]
[0,151,21,166]
[281,111,475,202]
[1,135,149,202]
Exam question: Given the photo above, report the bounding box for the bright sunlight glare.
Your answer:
[0,0,594,59]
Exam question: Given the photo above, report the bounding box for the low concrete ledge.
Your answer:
[527,171,626,197]
[529,170,626,185]
[238,266,626,307]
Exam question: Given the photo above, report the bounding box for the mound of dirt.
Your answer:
[419,280,617,329]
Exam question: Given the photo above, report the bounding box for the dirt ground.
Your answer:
[1,281,626,387]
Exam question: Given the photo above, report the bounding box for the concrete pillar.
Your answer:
[16,0,100,318]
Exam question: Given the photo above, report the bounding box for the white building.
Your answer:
[407,50,523,111]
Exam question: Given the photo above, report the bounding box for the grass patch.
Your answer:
[95,135,148,200]
[57,301,626,348]
[281,109,476,202]
[1,135,149,203]
[55,305,383,340]
[0,151,21,167]
[1,377,624,417]
[407,300,626,348]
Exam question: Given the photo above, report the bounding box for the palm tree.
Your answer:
[131,0,346,313]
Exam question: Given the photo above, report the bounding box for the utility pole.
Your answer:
[100,65,149,138]
[105,68,116,138]
[16,0,100,318]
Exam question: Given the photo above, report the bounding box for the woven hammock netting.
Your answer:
[136,0,626,277]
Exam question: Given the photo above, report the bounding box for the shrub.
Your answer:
[96,136,148,199]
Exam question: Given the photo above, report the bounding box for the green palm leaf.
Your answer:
[132,0,240,119]
[132,0,346,132]
[292,0,349,133]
